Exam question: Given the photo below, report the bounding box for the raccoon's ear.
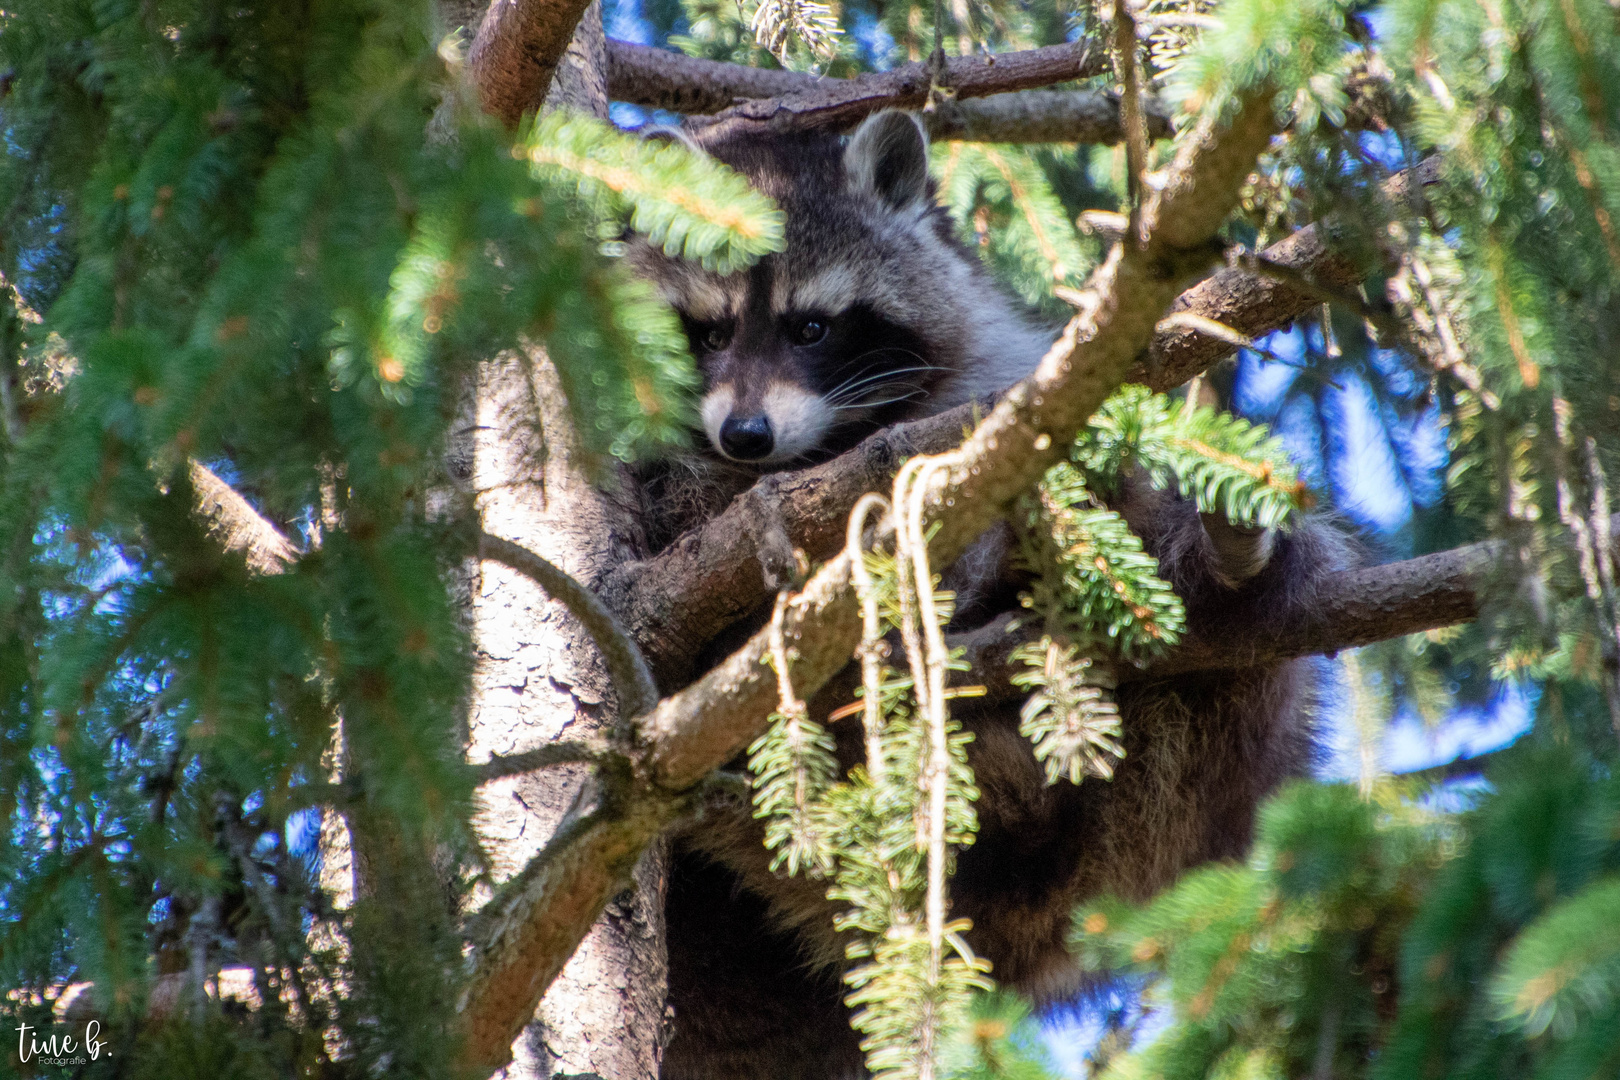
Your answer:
[845,110,930,211]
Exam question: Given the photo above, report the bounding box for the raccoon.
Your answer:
[626,111,1052,554]
[627,112,1352,1080]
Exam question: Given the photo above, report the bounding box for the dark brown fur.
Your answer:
[661,484,1350,1079]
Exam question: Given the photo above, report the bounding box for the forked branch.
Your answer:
[690,40,1110,136]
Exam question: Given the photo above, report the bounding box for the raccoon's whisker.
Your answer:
[840,355,950,383]
[823,369,919,401]
[825,385,931,412]
[823,353,947,391]
[831,383,932,407]
[833,393,928,412]
[823,366,947,405]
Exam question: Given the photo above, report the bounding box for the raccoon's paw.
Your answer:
[1198,511,1276,590]
[941,521,1029,632]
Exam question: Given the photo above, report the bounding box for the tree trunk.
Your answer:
[466,7,670,1075]
[468,344,669,1080]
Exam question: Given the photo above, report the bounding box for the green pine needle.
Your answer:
[526,112,785,274]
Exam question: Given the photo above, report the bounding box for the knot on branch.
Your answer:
[1149,237,1229,284]
[747,477,802,589]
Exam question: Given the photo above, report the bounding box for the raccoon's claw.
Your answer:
[1198,511,1276,589]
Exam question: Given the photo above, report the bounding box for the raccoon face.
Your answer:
[682,269,942,465]
[629,111,1037,467]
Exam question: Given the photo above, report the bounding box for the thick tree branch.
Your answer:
[604,159,1441,689]
[469,0,598,125]
[459,786,680,1071]
[954,521,1620,706]
[606,39,1165,143]
[478,530,659,718]
[689,40,1110,136]
[924,88,1172,144]
[643,547,861,789]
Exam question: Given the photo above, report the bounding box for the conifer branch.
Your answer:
[1135,156,1442,389]
[688,40,1110,136]
[478,530,659,719]
[469,0,599,126]
[605,39,1167,143]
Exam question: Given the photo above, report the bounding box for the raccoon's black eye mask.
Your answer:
[677,312,835,358]
[790,316,828,346]
[681,315,733,355]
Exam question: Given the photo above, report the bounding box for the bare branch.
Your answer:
[605,39,1166,143]
[689,40,1110,136]
[469,0,599,126]
[644,547,861,789]
[606,38,816,112]
[924,89,1171,145]
[459,791,680,1071]
[478,530,659,719]
[187,459,300,575]
[473,740,613,784]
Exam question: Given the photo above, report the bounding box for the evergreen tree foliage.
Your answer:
[1071,750,1620,1080]
[935,143,1099,312]
[4,0,1620,1074]
[0,1,775,1073]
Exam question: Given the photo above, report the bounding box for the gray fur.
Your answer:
[623,113,1354,1080]
[845,110,932,211]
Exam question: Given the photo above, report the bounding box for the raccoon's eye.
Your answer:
[700,325,732,352]
[792,317,828,346]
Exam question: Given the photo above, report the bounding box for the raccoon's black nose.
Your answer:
[719,414,774,460]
